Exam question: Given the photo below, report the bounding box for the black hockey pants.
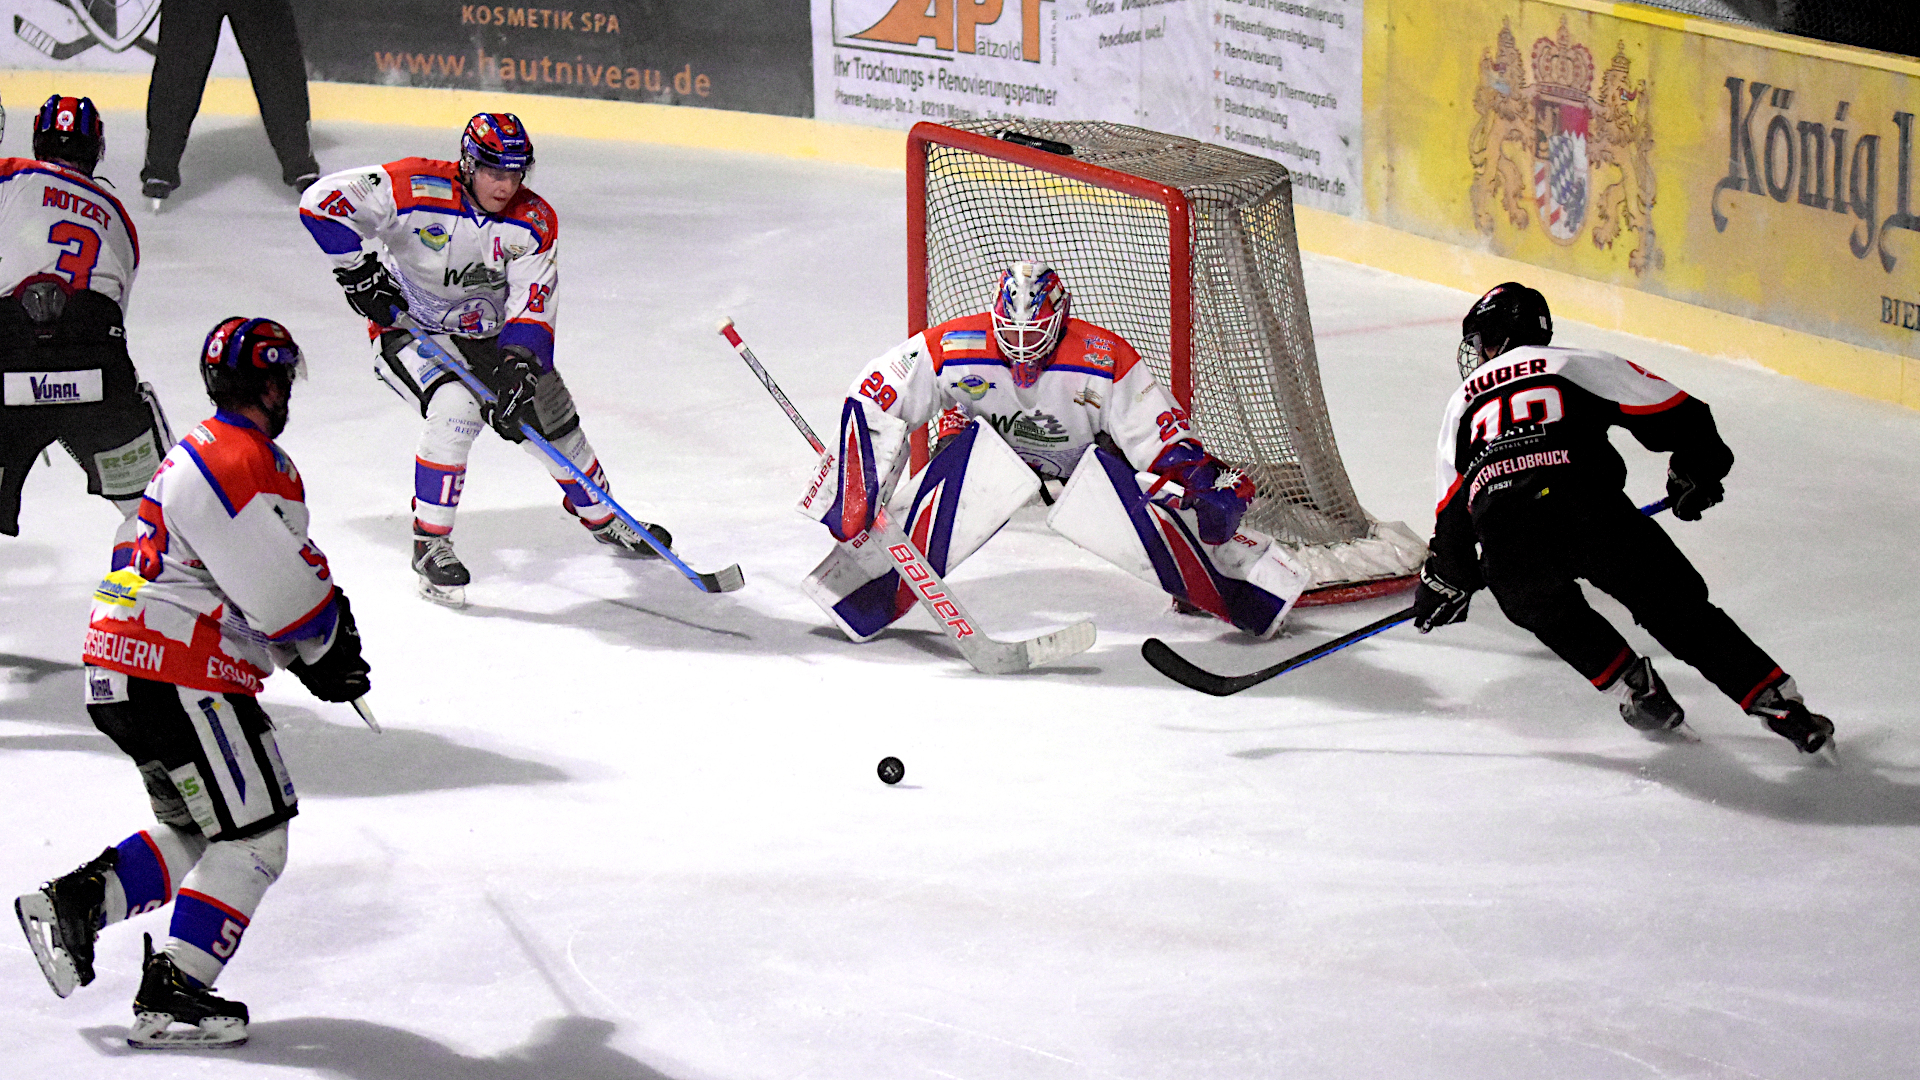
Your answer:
[142,0,318,187]
[1477,488,1783,709]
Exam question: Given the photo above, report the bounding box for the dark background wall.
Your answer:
[289,1,813,117]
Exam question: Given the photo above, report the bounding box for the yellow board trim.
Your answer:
[5,65,1912,410]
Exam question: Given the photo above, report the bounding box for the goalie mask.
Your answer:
[1458,281,1552,378]
[33,95,104,176]
[991,260,1070,385]
[201,317,306,437]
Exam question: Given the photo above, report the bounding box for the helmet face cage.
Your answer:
[200,317,306,406]
[990,261,1070,366]
[459,113,534,183]
[1457,281,1552,378]
[33,95,104,175]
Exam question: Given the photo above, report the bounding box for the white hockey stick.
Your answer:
[716,317,1095,673]
[350,696,382,733]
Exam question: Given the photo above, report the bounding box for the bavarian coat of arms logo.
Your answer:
[1469,17,1661,275]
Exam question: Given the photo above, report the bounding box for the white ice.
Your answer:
[3,111,1918,1080]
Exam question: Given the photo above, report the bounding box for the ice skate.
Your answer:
[15,846,115,998]
[1746,679,1836,758]
[141,178,175,214]
[588,514,671,559]
[1608,656,1686,735]
[412,532,470,607]
[127,934,249,1049]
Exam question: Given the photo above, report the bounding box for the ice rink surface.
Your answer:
[3,112,1918,1080]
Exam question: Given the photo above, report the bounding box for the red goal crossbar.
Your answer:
[905,122,1195,407]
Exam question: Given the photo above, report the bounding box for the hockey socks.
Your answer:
[162,826,286,987]
[110,827,207,924]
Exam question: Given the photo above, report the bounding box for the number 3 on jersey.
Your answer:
[48,221,101,291]
[1469,386,1563,445]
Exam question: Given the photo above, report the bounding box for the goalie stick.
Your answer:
[715,317,1095,674]
[1143,497,1673,696]
[400,320,744,594]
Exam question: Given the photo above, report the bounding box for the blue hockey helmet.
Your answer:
[201,317,306,431]
[460,112,534,179]
[991,260,1071,384]
[33,95,104,176]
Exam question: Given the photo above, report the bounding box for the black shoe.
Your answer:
[288,171,320,192]
[141,177,177,202]
[128,934,249,1049]
[15,846,115,997]
[1609,656,1685,732]
[1746,680,1835,754]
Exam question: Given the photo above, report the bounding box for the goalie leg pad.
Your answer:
[1048,446,1309,638]
[798,397,908,541]
[803,420,1039,641]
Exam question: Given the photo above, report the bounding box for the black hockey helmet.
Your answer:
[1458,281,1552,377]
[201,317,305,434]
[33,95,104,176]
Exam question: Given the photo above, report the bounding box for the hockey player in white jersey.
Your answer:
[800,261,1310,641]
[298,112,669,605]
[0,95,172,561]
[14,317,371,1048]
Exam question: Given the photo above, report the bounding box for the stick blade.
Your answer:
[1140,638,1244,696]
[959,619,1097,675]
[350,697,382,733]
[696,563,747,593]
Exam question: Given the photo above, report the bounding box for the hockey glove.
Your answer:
[486,346,542,442]
[288,592,371,703]
[333,254,407,326]
[1154,443,1255,545]
[1411,562,1473,633]
[1665,464,1724,521]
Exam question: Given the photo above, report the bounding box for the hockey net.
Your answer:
[907,120,1423,603]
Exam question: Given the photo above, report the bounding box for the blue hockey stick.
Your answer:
[1142,496,1672,695]
[399,321,744,594]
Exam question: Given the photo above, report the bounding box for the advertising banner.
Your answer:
[812,0,1363,213]
[294,1,812,117]
[0,3,813,119]
[1366,0,1920,359]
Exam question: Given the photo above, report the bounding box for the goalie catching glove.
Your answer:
[333,254,407,326]
[1152,443,1256,545]
[1411,561,1473,633]
[287,591,372,702]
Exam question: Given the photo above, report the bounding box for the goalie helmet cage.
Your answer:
[906,119,1421,598]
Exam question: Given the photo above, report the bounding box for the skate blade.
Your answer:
[147,198,164,213]
[14,892,78,998]
[1641,720,1701,744]
[416,579,467,608]
[128,1012,248,1049]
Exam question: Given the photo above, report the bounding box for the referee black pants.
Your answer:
[1478,489,1783,709]
[142,0,318,188]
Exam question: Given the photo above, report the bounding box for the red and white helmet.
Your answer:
[991,260,1070,365]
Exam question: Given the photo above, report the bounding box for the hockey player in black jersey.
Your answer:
[1409,282,1834,755]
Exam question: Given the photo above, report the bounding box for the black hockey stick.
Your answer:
[402,320,744,593]
[714,317,1095,673]
[1142,496,1673,696]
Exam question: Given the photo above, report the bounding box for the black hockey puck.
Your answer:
[877,757,905,785]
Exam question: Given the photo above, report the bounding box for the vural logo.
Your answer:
[845,0,1043,62]
[14,0,161,61]
[5,369,103,406]
[1469,17,1659,276]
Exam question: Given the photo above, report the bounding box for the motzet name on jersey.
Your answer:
[4,369,104,405]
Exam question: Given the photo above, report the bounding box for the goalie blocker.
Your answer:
[800,412,1310,640]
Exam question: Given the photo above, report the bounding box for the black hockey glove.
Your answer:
[333,254,407,326]
[288,591,372,703]
[1665,464,1724,521]
[1411,562,1473,633]
[486,346,541,442]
